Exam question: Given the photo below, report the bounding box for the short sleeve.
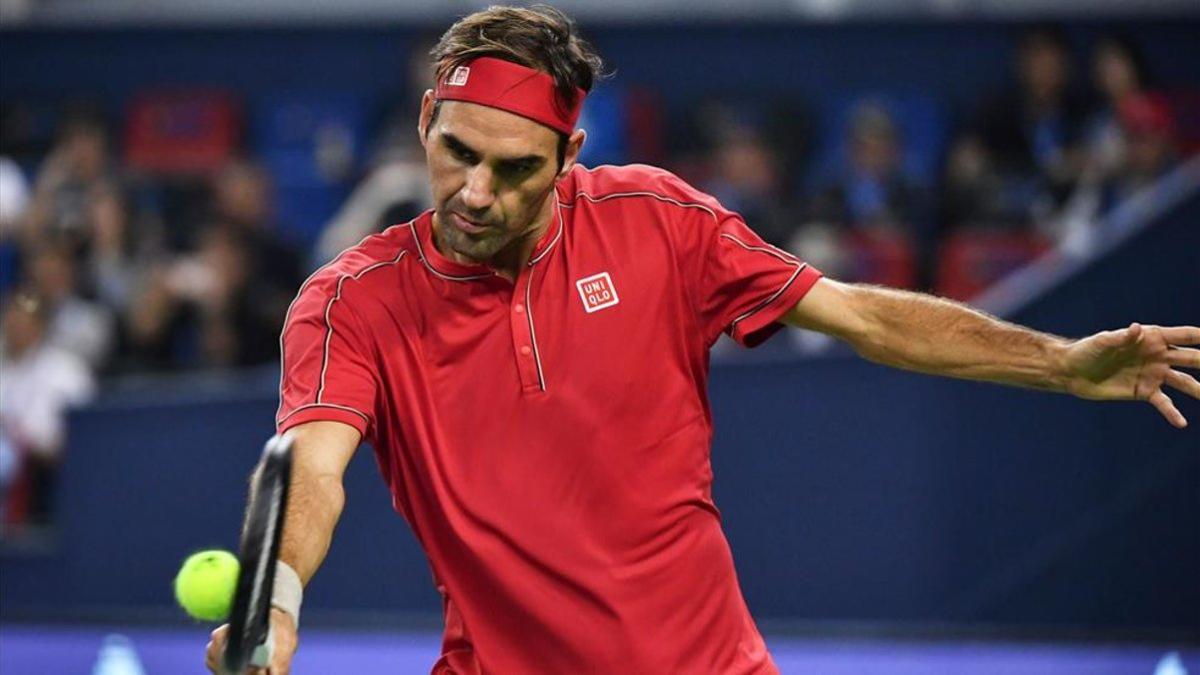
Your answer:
[276,277,378,439]
[698,214,823,347]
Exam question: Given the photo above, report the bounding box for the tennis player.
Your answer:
[205,6,1198,674]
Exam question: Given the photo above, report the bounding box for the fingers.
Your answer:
[1165,346,1200,370]
[1156,325,1200,345]
[204,624,228,673]
[1148,389,1187,429]
[270,613,296,675]
[272,648,292,675]
[1165,369,1200,400]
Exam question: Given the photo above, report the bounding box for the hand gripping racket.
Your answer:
[223,434,293,674]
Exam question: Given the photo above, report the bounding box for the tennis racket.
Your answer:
[223,433,293,674]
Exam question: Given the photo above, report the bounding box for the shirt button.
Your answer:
[514,303,525,313]
[519,345,532,356]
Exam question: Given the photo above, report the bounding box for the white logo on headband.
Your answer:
[447,66,470,87]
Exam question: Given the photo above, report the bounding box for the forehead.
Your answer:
[435,100,558,158]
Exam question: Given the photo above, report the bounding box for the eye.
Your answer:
[500,161,538,178]
[445,141,477,164]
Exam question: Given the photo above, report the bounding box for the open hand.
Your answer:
[1064,323,1200,428]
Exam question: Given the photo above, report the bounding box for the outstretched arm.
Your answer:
[206,420,361,674]
[782,278,1200,428]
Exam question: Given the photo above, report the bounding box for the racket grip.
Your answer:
[248,624,274,669]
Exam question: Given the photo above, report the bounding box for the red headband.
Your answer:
[434,57,585,135]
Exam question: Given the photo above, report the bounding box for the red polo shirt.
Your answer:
[277,164,822,674]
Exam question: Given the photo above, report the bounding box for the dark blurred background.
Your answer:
[0,0,1197,672]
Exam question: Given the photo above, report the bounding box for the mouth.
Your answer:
[449,211,491,236]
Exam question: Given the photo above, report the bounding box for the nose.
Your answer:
[460,164,496,211]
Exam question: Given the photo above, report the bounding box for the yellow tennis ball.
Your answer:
[174,550,239,622]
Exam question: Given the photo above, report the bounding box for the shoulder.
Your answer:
[289,217,421,317]
[33,346,96,401]
[560,164,727,221]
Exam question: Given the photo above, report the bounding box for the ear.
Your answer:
[417,90,436,149]
[557,128,588,179]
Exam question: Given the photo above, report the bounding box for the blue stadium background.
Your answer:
[1,6,1198,674]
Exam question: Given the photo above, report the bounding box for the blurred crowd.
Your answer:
[675,27,1193,295]
[0,25,1196,529]
[0,118,306,527]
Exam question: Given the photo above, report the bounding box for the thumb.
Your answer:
[1116,322,1142,345]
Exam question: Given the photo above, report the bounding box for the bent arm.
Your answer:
[272,420,361,584]
[782,278,1072,392]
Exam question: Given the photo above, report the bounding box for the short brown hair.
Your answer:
[431,5,604,119]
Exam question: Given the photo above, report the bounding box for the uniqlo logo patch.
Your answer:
[576,272,619,313]
[448,66,470,86]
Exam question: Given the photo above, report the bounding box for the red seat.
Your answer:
[125,89,241,174]
[936,230,1051,301]
[842,230,918,289]
[1165,88,1200,157]
[2,462,31,530]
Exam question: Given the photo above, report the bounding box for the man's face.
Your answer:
[851,130,898,177]
[1020,39,1068,104]
[419,93,573,265]
[1,301,44,358]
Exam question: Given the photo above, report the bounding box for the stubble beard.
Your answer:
[435,207,511,264]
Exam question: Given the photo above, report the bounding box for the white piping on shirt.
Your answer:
[278,402,372,426]
[519,199,561,391]
[731,262,807,330]
[276,220,415,424]
[523,275,546,391]
[558,189,719,221]
[316,249,409,404]
[717,233,808,329]
[556,190,809,334]
[718,232,801,264]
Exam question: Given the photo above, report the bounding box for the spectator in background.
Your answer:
[210,159,276,235]
[0,291,96,527]
[84,182,145,316]
[939,134,1011,229]
[792,103,923,289]
[808,102,924,234]
[701,113,794,248]
[7,114,126,372]
[314,37,437,266]
[1054,39,1166,252]
[1082,35,1155,179]
[20,113,116,254]
[949,25,1088,228]
[24,244,115,369]
[1102,94,1179,206]
[206,159,302,364]
[125,159,301,369]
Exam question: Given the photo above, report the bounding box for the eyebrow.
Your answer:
[442,132,546,168]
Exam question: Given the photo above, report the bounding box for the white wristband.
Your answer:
[271,560,303,627]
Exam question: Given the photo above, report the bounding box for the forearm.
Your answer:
[261,421,359,586]
[846,284,1072,392]
[275,465,345,585]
